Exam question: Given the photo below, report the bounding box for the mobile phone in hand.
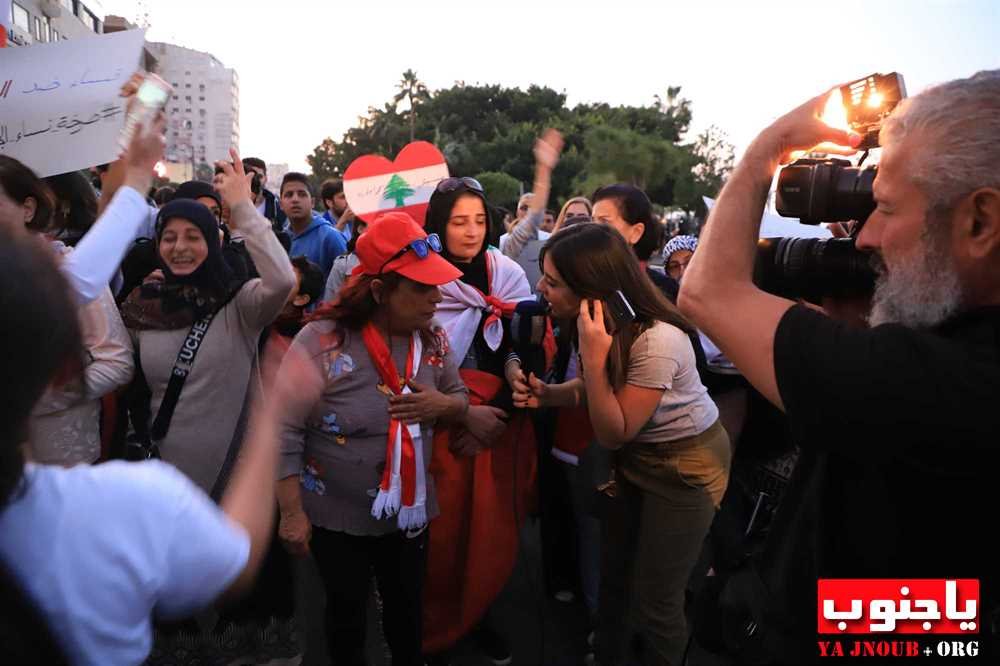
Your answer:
[119,74,172,153]
[605,290,636,332]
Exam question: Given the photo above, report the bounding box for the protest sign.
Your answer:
[343,141,449,226]
[0,28,146,177]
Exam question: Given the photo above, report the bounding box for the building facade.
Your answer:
[148,41,240,170]
[7,0,106,45]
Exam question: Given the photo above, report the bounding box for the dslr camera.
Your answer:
[755,73,906,302]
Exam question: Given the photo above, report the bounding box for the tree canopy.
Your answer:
[306,73,734,213]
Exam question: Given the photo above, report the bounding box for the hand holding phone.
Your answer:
[119,74,172,154]
[604,290,636,333]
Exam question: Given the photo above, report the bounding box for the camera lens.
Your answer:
[754,237,876,302]
[776,158,876,225]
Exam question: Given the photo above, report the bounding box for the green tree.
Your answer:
[304,80,719,212]
[307,137,341,182]
[393,69,430,143]
[475,171,522,209]
[383,174,415,207]
[672,125,736,214]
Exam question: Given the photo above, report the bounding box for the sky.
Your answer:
[102,0,998,174]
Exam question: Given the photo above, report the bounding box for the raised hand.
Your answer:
[754,88,863,165]
[121,113,165,195]
[214,147,254,216]
[534,128,564,173]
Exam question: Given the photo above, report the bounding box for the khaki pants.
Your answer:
[597,420,731,666]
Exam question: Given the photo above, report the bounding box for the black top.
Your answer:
[765,304,1000,653]
[454,251,515,410]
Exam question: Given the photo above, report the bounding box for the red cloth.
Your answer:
[422,368,538,652]
[361,322,420,511]
[552,404,594,460]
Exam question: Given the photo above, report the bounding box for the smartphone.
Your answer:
[605,290,636,332]
[119,74,172,152]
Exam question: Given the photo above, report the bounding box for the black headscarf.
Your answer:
[121,199,246,330]
[423,181,497,293]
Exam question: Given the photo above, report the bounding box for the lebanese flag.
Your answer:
[343,141,449,227]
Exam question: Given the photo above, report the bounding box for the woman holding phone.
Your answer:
[517,223,731,666]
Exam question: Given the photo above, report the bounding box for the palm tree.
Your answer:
[393,69,430,143]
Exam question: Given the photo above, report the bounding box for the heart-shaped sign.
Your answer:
[343,141,449,226]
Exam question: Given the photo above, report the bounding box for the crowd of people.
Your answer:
[1,65,999,666]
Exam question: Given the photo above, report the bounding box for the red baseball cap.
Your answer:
[353,212,461,285]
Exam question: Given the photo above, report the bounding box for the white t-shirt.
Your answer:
[0,461,249,665]
[626,320,719,443]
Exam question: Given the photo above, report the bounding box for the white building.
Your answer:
[148,41,239,171]
[7,0,107,45]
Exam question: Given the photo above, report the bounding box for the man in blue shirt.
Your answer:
[282,172,347,279]
[321,178,355,242]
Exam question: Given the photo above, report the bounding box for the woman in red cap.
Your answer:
[274,211,469,666]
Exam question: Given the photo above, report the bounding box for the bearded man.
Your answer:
[679,70,1000,663]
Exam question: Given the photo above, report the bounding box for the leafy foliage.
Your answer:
[306,73,733,213]
[475,171,522,209]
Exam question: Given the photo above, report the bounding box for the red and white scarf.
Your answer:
[362,322,427,531]
[435,248,532,362]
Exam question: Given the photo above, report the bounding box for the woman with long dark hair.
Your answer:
[0,157,134,467]
[420,176,537,663]
[520,223,731,666]
[275,212,468,665]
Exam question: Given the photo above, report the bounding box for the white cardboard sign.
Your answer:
[0,28,146,177]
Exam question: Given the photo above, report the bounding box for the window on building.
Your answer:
[199,109,206,117]
[199,84,206,92]
[185,71,191,75]
[61,0,73,12]
[12,3,30,32]
[185,96,191,102]
[74,1,85,18]
[33,16,45,41]
[51,28,60,41]
[172,107,180,114]
[198,97,205,102]
[185,108,192,113]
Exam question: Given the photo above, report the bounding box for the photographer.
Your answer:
[678,70,1000,661]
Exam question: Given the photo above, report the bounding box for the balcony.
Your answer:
[39,0,63,18]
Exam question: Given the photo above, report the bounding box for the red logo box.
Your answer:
[817,579,979,634]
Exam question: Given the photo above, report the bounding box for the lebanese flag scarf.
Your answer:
[362,322,427,531]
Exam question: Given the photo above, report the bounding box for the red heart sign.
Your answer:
[343,141,450,226]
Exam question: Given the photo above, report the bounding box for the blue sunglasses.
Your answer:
[379,233,443,274]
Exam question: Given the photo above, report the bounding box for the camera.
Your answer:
[754,236,876,303]
[756,73,905,301]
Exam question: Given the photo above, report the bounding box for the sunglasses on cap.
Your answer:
[435,177,483,194]
[379,233,444,275]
